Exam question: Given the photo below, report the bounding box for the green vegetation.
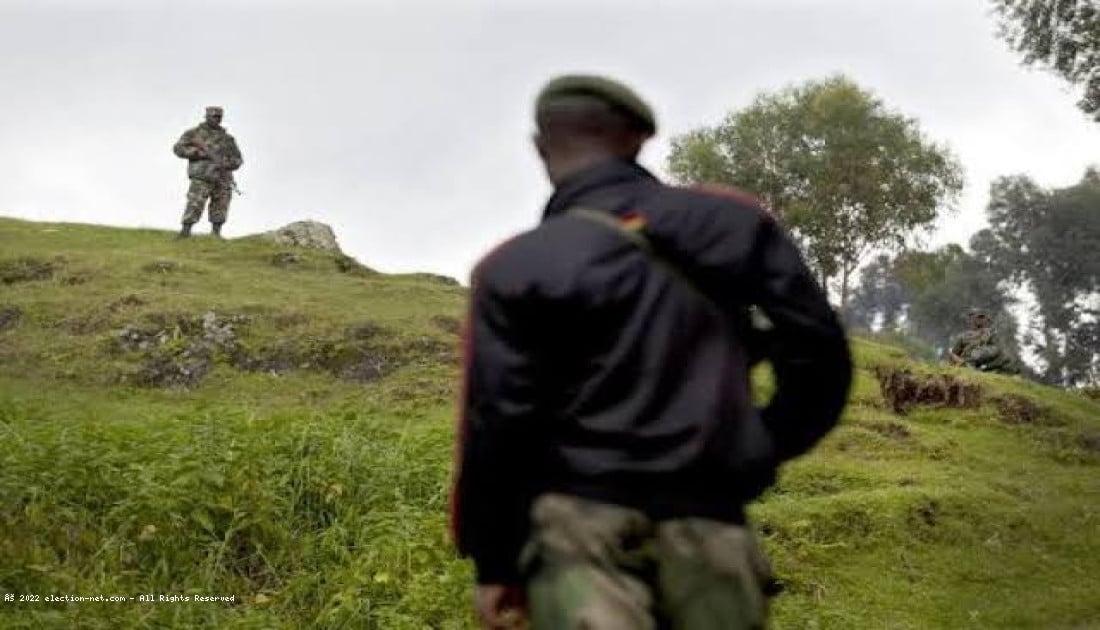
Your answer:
[1,217,1097,628]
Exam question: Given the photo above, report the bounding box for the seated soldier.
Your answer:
[948,309,1018,374]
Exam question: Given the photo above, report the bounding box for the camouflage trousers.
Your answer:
[521,493,773,630]
[182,177,232,225]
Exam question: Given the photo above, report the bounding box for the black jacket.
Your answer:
[452,159,851,583]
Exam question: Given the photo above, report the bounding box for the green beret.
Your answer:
[535,75,656,134]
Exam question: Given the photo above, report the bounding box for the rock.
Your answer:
[114,311,250,388]
[259,221,342,252]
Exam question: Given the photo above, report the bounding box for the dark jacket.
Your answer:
[451,159,851,583]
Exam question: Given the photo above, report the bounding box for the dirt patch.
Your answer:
[431,315,462,336]
[1038,428,1100,463]
[270,252,303,268]
[0,306,23,332]
[141,259,183,274]
[345,321,385,341]
[333,254,376,276]
[992,394,1046,425]
[61,295,146,335]
[62,311,112,335]
[235,324,456,383]
[114,311,250,388]
[272,312,309,330]
[1078,432,1100,453]
[407,272,460,286]
[860,419,912,441]
[875,366,983,415]
[0,256,61,284]
[107,294,147,312]
[59,271,92,285]
[908,498,939,528]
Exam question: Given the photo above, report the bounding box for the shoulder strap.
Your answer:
[566,207,653,253]
[566,206,718,310]
[565,207,775,334]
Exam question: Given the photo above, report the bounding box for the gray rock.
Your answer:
[259,221,342,252]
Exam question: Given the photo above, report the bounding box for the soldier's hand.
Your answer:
[475,584,528,629]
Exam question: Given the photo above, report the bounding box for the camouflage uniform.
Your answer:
[173,107,242,231]
[949,314,1017,374]
[522,494,772,630]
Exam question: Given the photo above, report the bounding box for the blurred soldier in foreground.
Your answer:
[450,75,852,629]
[172,106,242,239]
[949,309,1017,374]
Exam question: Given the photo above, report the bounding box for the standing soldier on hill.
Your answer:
[451,75,852,629]
[172,106,242,239]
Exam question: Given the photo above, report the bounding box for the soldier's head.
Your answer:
[204,106,224,126]
[966,308,991,329]
[533,75,656,184]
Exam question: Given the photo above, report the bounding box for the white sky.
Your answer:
[1,0,1098,283]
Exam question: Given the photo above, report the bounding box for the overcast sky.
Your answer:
[2,0,1098,282]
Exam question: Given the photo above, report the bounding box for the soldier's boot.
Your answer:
[176,223,193,239]
[211,223,224,239]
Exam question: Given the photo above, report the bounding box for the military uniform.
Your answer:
[451,76,852,629]
[523,494,773,629]
[949,319,1017,374]
[172,106,242,236]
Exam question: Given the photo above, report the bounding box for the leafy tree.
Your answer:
[668,76,964,309]
[849,246,1019,358]
[972,169,1100,385]
[992,0,1100,121]
[847,255,906,330]
[906,253,1020,359]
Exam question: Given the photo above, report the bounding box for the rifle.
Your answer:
[193,140,243,195]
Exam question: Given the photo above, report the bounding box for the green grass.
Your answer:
[1,217,1098,628]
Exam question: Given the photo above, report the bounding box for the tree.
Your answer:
[847,254,906,330]
[973,169,1100,385]
[848,246,1019,358]
[992,0,1100,121]
[667,76,964,309]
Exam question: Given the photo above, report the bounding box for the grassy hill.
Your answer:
[1,216,1097,629]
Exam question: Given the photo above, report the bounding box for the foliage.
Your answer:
[848,245,1019,360]
[847,255,907,330]
[992,0,1100,121]
[971,169,1100,385]
[667,75,964,308]
[0,218,1098,628]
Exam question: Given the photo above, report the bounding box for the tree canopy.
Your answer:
[667,76,963,309]
[992,0,1100,121]
[848,246,1020,362]
[971,169,1100,385]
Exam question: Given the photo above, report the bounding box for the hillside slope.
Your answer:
[1,217,1098,629]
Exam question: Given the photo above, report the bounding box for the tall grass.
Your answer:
[1,218,1098,628]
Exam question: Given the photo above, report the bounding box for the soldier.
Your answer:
[948,309,1017,374]
[172,106,242,239]
[450,75,852,629]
